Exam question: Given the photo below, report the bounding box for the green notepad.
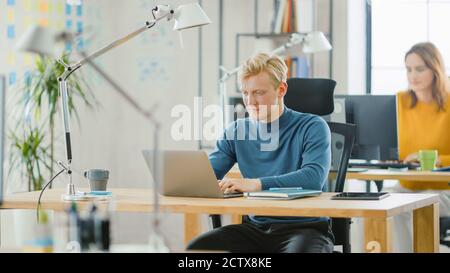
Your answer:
[244,189,322,200]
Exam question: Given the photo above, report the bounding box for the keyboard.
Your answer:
[348,160,420,170]
[433,166,450,172]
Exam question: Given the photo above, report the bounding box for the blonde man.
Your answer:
[187,53,333,253]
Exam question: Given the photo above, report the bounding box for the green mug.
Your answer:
[418,150,438,171]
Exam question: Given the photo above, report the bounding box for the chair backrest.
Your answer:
[440,217,450,247]
[284,78,356,191]
[327,122,356,192]
[285,78,336,116]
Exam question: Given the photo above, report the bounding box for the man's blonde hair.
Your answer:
[238,53,288,89]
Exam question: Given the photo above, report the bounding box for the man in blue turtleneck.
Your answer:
[187,53,334,253]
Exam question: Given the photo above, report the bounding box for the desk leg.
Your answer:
[231,214,243,225]
[184,213,201,247]
[365,181,371,193]
[413,203,439,253]
[364,217,393,253]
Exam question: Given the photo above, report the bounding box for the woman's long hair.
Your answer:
[405,42,449,111]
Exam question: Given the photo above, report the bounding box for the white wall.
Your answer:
[332,0,366,94]
[347,0,366,93]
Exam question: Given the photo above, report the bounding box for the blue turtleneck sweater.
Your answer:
[209,107,331,224]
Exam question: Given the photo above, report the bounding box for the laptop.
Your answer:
[142,150,243,198]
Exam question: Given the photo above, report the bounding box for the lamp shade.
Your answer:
[16,25,55,57]
[173,3,211,31]
[302,31,332,54]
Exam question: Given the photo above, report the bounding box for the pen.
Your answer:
[269,187,303,191]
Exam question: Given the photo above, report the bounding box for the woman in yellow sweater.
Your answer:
[398,42,450,189]
[395,42,450,251]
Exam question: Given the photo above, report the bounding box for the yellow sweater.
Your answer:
[397,91,450,190]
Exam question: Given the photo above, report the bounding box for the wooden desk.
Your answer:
[334,169,450,182]
[0,188,440,253]
[227,170,450,183]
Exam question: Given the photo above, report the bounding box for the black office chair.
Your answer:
[210,78,356,252]
[284,78,336,116]
[285,78,357,253]
[440,216,450,247]
[326,122,356,253]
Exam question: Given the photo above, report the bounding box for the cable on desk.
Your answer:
[36,169,65,223]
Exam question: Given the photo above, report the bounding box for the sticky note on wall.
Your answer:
[66,4,72,15]
[24,16,33,28]
[7,52,16,65]
[66,20,73,29]
[39,0,49,13]
[39,18,49,27]
[48,1,53,13]
[7,10,15,22]
[77,5,83,16]
[56,2,64,14]
[65,42,73,52]
[24,54,33,66]
[77,21,83,33]
[9,72,17,85]
[7,25,15,39]
[24,71,32,85]
[24,0,32,12]
[56,20,64,30]
[77,39,84,50]
[33,0,40,11]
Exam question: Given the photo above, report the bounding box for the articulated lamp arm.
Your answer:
[57,6,173,197]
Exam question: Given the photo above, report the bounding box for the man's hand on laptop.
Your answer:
[219,179,262,193]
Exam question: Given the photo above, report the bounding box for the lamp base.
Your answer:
[62,194,111,201]
[66,182,75,195]
[147,230,170,253]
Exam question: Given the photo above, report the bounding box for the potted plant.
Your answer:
[7,54,96,192]
[5,54,96,247]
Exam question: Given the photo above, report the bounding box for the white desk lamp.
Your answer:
[17,3,211,252]
[219,31,332,127]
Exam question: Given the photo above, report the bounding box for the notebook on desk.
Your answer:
[244,188,322,200]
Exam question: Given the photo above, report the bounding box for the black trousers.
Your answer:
[187,218,335,253]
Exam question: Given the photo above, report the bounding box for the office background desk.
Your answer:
[227,170,450,183]
[331,170,450,183]
[0,188,439,253]
[330,170,450,192]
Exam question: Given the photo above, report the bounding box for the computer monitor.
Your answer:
[229,96,248,122]
[0,75,5,205]
[334,95,398,161]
